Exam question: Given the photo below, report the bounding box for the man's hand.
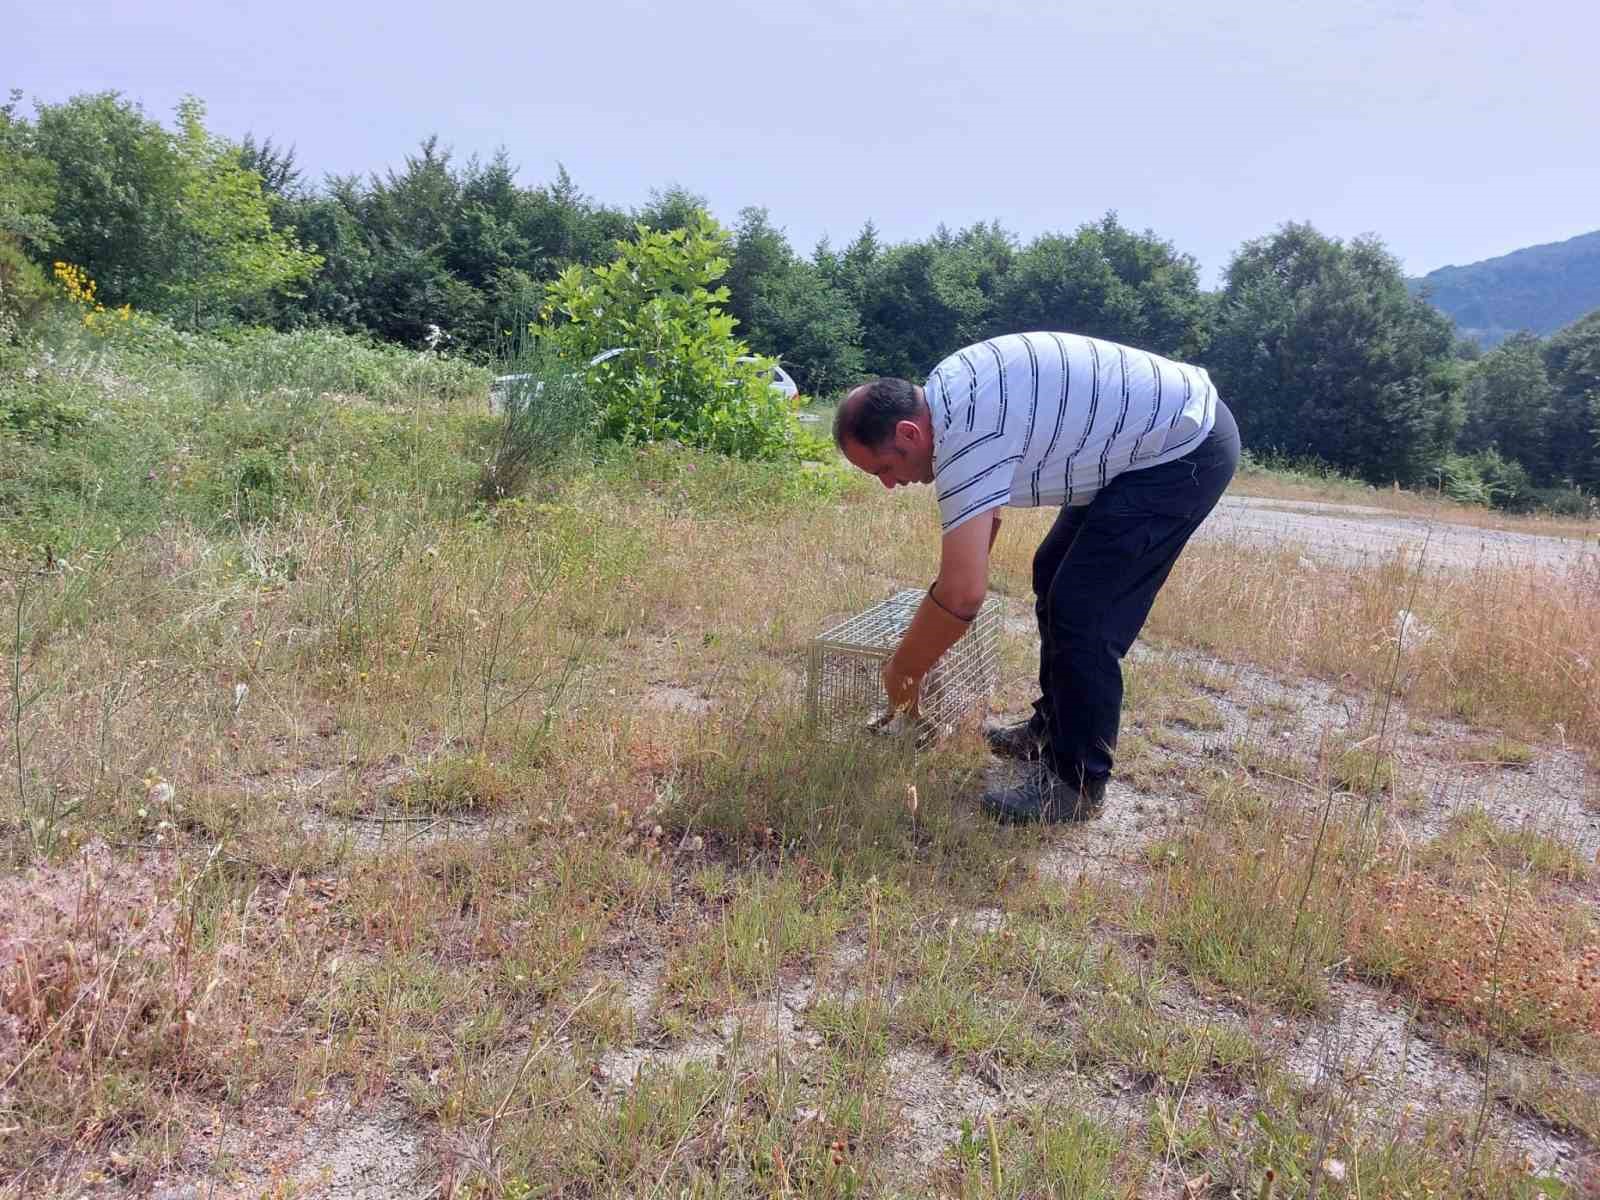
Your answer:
[878,507,1001,719]
[882,580,978,716]
[881,658,921,714]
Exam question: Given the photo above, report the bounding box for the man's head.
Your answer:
[833,377,936,489]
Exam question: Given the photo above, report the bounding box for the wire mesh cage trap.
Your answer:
[808,588,1001,744]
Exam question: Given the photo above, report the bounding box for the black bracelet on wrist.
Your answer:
[927,582,975,623]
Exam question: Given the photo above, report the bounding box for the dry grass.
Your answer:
[1349,872,1600,1053]
[4,367,1599,1195]
[1423,808,1591,883]
[987,506,1600,763]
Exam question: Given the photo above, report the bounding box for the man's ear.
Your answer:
[893,418,923,450]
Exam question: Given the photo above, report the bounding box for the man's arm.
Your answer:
[881,511,999,710]
[934,510,997,618]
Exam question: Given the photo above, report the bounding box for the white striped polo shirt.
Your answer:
[925,332,1218,532]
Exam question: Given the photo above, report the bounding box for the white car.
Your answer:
[489,349,626,414]
[736,357,800,402]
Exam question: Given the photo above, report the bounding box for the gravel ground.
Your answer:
[1198,495,1599,572]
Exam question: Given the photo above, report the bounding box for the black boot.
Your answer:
[981,765,1107,825]
[984,717,1043,763]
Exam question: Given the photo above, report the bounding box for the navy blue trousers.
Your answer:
[1029,400,1240,789]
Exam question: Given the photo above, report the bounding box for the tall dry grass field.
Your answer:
[2,330,1598,1196]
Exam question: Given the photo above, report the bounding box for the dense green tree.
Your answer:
[28,94,317,326]
[746,262,863,396]
[1543,310,1600,487]
[29,91,186,307]
[439,152,535,346]
[1457,333,1554,481]
[0,93,58,336]
[934,221,1015,341]
[237,133,303,201]
[260,147,633,348]
[723,208,863,395]
[1209,223,1461,485]
[852,224,1011,378]
[519,168,631,272]
[336,138,474,344]
[634,185,710,236]
[1089,216,1208,356]
[722,207,794,332]
[161,99,321,328]
[268,180,376,330]
[994,214,1206,356]
[0,92,57,252]
[815,221,881,313]
[996,232,1130,343]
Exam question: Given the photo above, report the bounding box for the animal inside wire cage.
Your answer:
[808,588,1001,744]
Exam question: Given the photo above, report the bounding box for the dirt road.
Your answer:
[1198,494,1599,572]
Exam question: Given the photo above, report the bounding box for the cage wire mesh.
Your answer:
[808,589,1001,745]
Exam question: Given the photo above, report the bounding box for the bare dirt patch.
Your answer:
[1404,747,1600,867]
[1032,775,1197,888]
[642,684,717,716]
[296,808,493,854]
[1282,979,1589,1179]
[883,1046,1004,1168]
[588,952,820,1092]
[148,1093,430,1200]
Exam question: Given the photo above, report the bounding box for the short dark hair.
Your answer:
[833,377,920,450]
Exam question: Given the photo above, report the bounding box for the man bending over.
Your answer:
[834,332,1240,823]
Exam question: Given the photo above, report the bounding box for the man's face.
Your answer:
[841,424,934,490]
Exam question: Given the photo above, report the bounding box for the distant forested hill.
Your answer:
[1409,230,1600,346]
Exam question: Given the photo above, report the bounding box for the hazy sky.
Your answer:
[8,0,1596,284]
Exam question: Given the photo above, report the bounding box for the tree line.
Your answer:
[2,90,1597,508]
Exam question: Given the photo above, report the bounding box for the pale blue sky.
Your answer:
[8,0,1596,283]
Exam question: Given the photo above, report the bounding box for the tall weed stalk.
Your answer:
[477,329,597,505]
[7,570,76,860]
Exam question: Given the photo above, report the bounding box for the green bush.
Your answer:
[1429,449,1531,509]
[225,446,286,526]
[0,350,148,557]
[1519,484,1597,518]
[1236,447,1362,486]
[0,237,53,344]
[0,361,90,444]
[535,212,795,460]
